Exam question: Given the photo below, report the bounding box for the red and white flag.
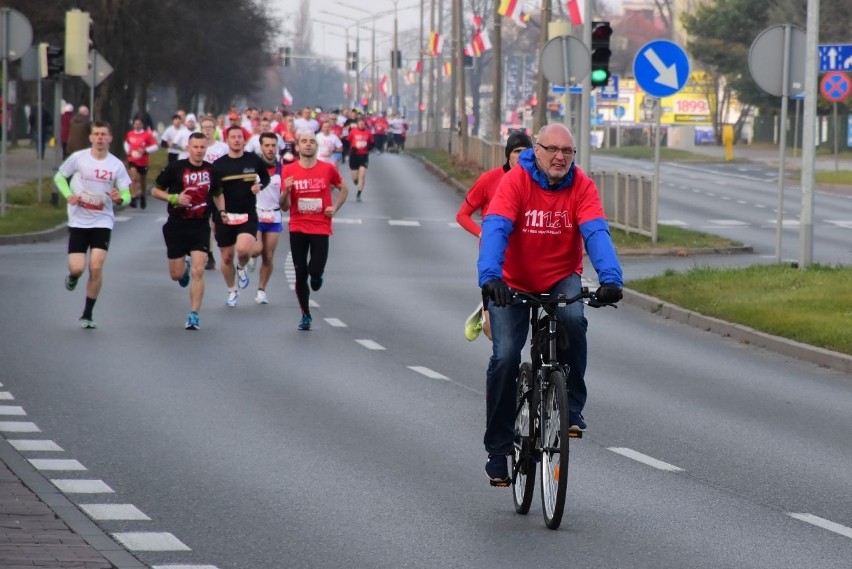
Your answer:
[414,60,423,73]
[427,31,443,56]
[344,82,351,95]
[282,88,293,106]
[566,0,584,26]
[470,29,492,57]
[470,14,483,30]
[498,0,530,27]
[379,75,389,97]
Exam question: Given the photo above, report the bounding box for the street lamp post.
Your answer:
[392,0,400,115]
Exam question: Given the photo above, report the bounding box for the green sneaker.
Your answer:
[464,302,484,341]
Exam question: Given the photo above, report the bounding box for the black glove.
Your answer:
[482,279,511,307]
[595,284,623,304]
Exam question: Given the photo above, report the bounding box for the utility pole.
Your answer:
[453,0,467,159]
[533,0,551,133]
[417,0,425,131]
[490,0,502,142]
[428,0,436,136]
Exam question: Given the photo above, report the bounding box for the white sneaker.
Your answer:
[226,290,239,307]
[237,266,250,289]
[247,257,257,272]
[255,290,268,304]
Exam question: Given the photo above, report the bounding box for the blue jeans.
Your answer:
[483,273,588,455]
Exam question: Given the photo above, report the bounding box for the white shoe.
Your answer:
[237,266,250,289]
[226,290,239,307]
[247,257,257,272]
[255,290,268,304]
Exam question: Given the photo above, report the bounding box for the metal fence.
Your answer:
[408,131,656,241]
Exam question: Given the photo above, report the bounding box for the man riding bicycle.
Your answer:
[477,123,624,484]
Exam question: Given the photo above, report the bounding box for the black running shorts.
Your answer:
[67,227,112,254]
[214,217,258,248]
[163,218,211,259]
[349,153,369,171]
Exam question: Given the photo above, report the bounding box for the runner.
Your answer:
[161,114,186,163]
[346,116,373,202]
[457,131,533,341]
[53,121,132,329]
[248,133,286,304]
[281,129,349,330]
[200,116,229,271]
[175,114,199,160]
[316,120,343,167]
[124,117,159,209]
[212,126,271,307]
[150,132,225,329]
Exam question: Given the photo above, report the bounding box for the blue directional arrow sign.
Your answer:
[819,44,852,72]
[633,40,690,98]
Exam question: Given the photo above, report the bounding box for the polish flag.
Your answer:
[414,60,423,73]
[344,83,351,95]
[379,75,389,97]
[566,0,583,26]
[282,88,293,106]
[470,14,483,30]
[470,29,492,57]
[428,31,443,56]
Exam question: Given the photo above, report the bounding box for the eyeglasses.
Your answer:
[536,143,577,157]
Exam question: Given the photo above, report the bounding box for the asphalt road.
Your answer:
[1,153,851,568]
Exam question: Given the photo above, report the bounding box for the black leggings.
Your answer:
[289,231,329,314]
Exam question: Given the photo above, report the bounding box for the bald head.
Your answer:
[533,123,576,182]
[537,123,574,142]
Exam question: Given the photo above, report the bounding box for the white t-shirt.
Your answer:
[255,162,283,223]
[59,150,132,229]
[175,126,199,160]
[245,133,285,156]
[203,140,229,163]
[294,117,319,134]
[315,132,343,164]
[161,125,186,155]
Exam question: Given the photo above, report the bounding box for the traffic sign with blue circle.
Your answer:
[820,71,850,103]
[633,40,690,98]
[614,105,625,118]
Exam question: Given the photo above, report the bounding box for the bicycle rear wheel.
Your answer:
[540,370,570,529]
[512,363,536,514]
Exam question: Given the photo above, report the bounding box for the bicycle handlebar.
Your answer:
[509,287,616,310]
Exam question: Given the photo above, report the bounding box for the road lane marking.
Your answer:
[79,504,151,521]
[355,339,386,350]
[334,217,363,224]
[29,458,86,471]
[112,532,191,551]
[153,565,220,569]
[788,513,852,539]
[0,392,14,400]
[709,219,748,226]
[0,405,26,415]
[51,479,114,493]
[607,447,685,472]
[407,366,450,381]
[0,421,40,432]
[659,220,688,226]
[9,439,63,451]
[324,318,347,327]
[388,219,421,226]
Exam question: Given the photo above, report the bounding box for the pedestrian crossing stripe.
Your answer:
[708,219,748,226]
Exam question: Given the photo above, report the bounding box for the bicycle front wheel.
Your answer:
[540,370,570,529]
[512,363,536,514]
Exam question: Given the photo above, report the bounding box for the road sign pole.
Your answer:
[834,102,838,172]
[799,0,819,269]
[774,24,792,263]
[580,0,592,173]
[1,9,8,218]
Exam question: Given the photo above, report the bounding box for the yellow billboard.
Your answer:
[634,72,715,125]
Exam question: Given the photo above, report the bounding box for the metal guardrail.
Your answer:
[409,131,656,240]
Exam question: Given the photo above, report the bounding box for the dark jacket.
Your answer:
[65,113,91,155]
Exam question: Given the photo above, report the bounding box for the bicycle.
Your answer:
[506,287,614,529]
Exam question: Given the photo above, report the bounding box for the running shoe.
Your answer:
[310,275,323,292]
[237,266,250,289]
[247,257,257,272]
[65,274,78,291]
[485,454,510,485]
[185,312,200,330]
[255,289,268,305]
[205,255,216,271]
[464,302,484,341]
[356,192,362,202]
[140,194,147,210]
[568,411,587,433]
[297,314,312,331]
[178,259,190,288]
[79,318,97,329]
[226,290,239,307]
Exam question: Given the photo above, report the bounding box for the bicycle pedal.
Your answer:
[568,431,583,439]
[489,479,511,487]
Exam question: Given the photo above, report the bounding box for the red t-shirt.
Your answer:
[486,166,606,292]
[124,129,158,167]
[347,128,373,156]
[372,118,389,135]
[456,166,505,237]
[283,160,343,236]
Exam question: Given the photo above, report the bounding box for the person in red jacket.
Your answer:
[457,131,533,341]
[124,117,160,209]
[346,116,373,202]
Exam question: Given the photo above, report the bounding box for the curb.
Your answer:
[622,288,852,374]
[0,223,67,246]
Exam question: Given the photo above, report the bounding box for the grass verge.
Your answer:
[629,263,852,355]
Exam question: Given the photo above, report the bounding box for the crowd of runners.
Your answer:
[57,105,406,331]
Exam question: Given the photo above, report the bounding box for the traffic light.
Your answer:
[590,21,612,89]
[347,51,358,71]
[390,50,402,69]
[282,47,292,67]
[65,9,91,77]
[38,43,64,78]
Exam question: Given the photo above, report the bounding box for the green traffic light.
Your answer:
[591,69,610,86]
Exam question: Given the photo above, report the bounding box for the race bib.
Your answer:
[78,191,105,211]
[355,140,367,149]
[225,212,249,225]
[297,198,323,213]
[258,209,277,223]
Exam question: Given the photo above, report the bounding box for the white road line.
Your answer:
[79,504,151,521]
[659,220,688,226]
[324,318,347,327]
[788,513,852,539]
[388,219,421,226]
[29,458,86,471]
[0,405,26,415]
[607,447,685,472]
[407,366,450,381]
[824,220,852,228]
[0,392,15,400]
[334,217,363,224]
[764,219,800,227]
[0,421,40,432]
[309,299,319,308]
[112,532,191,551]
[9,440,64,451]
[153,565,220,569]
[709,219,748,226]
[114,215,132,222]
[51,479,114,493]
[355,339,386,350]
